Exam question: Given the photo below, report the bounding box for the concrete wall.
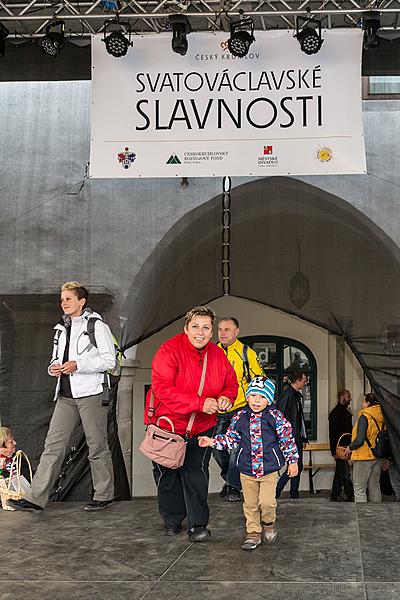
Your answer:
[131,296,362,496]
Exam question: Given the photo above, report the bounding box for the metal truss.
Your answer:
[1,0,400,43]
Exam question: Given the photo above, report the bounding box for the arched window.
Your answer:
[240,335,317,441]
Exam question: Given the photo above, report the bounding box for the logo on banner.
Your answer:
[258,146,278,167]
[317,147,333,163]
[167,154,181,164]
[117,147,136,169]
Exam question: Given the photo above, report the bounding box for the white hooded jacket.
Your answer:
[48,309,115,401]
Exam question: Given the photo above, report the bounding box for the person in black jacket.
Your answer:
[276,371,308,499]
[328,390,354,502]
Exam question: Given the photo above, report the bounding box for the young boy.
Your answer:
[199,375,299,551]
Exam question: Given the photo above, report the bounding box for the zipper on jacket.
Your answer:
[236,447,243,466]
[272,447,281,467]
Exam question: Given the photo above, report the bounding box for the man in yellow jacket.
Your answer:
[215,317,264,502]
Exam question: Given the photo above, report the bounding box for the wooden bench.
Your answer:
[303,443,335,494]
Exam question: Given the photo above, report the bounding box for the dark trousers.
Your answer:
[331,458,354,500]
[212,409,241,490]
[152,427,214,531]
[276,444,303,498]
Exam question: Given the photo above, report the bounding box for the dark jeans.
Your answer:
[212,409,241,490]
[331,458,354,499]
[276,444,303,498]
[152,427,214,531]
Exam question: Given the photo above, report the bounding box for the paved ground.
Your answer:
[1,494,399,599]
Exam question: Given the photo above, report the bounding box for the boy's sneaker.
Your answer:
[83,499,114,511]
[241,532,261,551]
[262,523,277,544]
[225,486,241,502]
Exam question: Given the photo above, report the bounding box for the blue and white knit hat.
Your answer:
[245,376,276,405]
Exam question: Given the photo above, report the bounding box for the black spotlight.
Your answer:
[296,16,323,55]
[228,15,255,58]
[362,12,381,50]
[40,20,65,57]
[169,14,191,56]
[0,22,9,58]
[103,21,133,58]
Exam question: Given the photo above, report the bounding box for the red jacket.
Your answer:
[145,333,238,436]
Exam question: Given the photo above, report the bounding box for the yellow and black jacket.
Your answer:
[350,404,385,461]
[217,339,264,412]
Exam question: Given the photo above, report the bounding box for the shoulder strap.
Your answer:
[365,414,382,448]
[86,316,100,348]
[186,353,208,435]
[242,344,251,383]
[147,353,208,435]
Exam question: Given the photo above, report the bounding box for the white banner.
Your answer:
[90,30,366,178]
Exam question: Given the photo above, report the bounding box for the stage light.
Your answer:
[362,12,381,50]
[295,16,323,55]
[40,20,65,57]
[169,14,191,56]
[0,22,9,58]
[228,15,255,58]
[103,21,133,58]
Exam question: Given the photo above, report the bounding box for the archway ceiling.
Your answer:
[3,1,400,42]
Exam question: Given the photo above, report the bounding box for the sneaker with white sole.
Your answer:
[241,532,261,551]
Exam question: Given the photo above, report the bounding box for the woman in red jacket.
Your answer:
[146,306,238,542]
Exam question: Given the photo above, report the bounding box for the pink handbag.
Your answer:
[139,354,208,469]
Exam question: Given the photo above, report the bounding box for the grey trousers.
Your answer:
[352,459,382,503]
[26,393,114,508]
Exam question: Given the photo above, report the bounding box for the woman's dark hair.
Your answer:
[365,392,379,406]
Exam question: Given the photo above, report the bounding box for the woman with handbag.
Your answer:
[345,393,385,503]
[145,306,238,542]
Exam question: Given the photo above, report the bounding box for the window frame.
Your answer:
[362,76,400,100]
[240,335,318,441]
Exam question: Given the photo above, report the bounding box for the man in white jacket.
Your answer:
[9,281,115,512]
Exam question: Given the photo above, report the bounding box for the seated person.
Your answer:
[0,426,30,510]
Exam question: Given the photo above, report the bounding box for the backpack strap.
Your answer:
[365,414,382,448]
[86,316,100,348]
[242,344,252,383]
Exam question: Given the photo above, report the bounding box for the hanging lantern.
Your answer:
[289,271,310,309]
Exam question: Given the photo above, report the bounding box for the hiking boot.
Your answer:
[7,498,43,513]
[83,499,114,511]
[219,484,229,499]
[225,486,241,503]
[262,523,277,544]
[241,532,261,551]
[165,523,182,536]
[188,526,211,542]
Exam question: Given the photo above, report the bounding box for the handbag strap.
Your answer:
[6,450,33,493]
[186,353,208,436]
[365,414,383,448]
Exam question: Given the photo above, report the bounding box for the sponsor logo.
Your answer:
[317,146,333,163]
[182,151,229,164]
[166,154,181,164]
[118,147,136,169]
[258,146,278,167]
[194,43,260,61]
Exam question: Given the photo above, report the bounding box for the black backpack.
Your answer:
[365,415,392,459]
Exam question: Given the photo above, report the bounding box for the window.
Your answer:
[240,335,317,440]
[363,76,400,99]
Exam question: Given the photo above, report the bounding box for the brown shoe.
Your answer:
[262,523,277,544]
[241,532,261,551]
